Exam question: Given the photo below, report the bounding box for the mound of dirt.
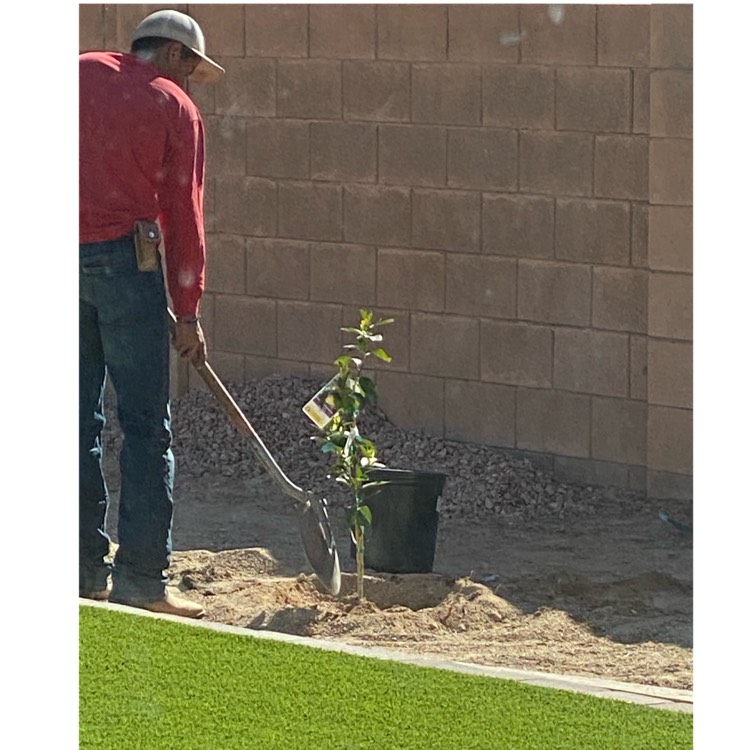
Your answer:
[164,537,692,691]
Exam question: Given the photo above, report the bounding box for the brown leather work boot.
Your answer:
[113,588,206,619]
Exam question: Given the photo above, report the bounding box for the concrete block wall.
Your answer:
[80,4,693,500]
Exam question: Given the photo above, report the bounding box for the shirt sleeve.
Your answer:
[157,107,206,318]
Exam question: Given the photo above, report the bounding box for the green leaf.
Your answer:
[372,348,392,362]
[334,355,353,371]
[375,317,395,327]
[359,375,377,395]
[359,309,373,327]
[357,438,377,458]
[341,326,363,335]
[357,505,372,529]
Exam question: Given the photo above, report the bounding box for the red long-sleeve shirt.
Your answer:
[79,51,206,317]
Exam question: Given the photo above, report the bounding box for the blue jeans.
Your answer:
[79,236,173,601]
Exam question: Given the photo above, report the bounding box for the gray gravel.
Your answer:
[150,373,644,522]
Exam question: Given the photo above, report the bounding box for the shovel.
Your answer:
[168,309,341,595]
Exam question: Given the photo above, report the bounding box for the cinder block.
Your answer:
[480,321,553,388]
[311,122,377,182]
[518,260,591,327]
[445,380,516,448]
[447,128,517,191]
[592,267,648,333]
[482,194,554,258]
[647,470,693,500]
[214,176,277,237]
[630,335,648,401]
[246,119,309,180]
[555,198,631,266]
[102,4,118,51]
[412,189,481,253]
[594,136,649,201]
[201,351,245,386]
[278,183,342,242]
[205,116,246,176]
[379,125,446,187]
[203,178,216,235]
[412,64,481,126]
[343,61,410,122]
[344,185,411,247]
[277,301,343,364]
[648,340,692,409]
[341,305,410,372]
[631,202,649,268]
[520,132,593,196]
[377,5,447,61]
[651,70,693,138]
[633,70,650,135]
[243,356,310,380]
[651,4,692,69]
[648,405,692,475]
[556,68,631,133]
[310,4,375,59]
[519,4,596,65]
[205,234,245,295]
[245,4,308,58]
[377,371,445,437]
[591,397,647,465]
[214,295,277,356]
[517,388,591,458]
[80,3,105,51]
[410,313,480,379]
[650,139,693,206]
[448,4,519,62]
[189,4,245,56]
[482,65,555,129]
[554,456,630,489]
[215,59,275,117]
[597,5,650,67]
[277,60,342,120]
[648,272,692,341]
[310,243,376,305]
[189,68,217,110]
[445,255,517,319]
[554,329,630,397]
[648,206,693,272]
[246,239,309,300]
[377,248,445,313]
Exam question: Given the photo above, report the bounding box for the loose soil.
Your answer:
[103,468,693,691]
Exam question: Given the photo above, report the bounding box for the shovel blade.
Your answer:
[297,495,341,596]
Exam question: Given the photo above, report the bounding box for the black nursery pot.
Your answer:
[353,467,447,574]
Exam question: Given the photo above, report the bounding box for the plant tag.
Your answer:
[302,377,338,430]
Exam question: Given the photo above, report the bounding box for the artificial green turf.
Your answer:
[80,607,692,750]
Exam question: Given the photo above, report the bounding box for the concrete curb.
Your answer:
[79,599,693,713]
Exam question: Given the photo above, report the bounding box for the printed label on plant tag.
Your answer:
[302,377,338,430]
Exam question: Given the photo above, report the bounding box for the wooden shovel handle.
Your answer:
[167,309,309,506]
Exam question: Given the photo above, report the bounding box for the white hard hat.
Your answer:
[132,9,225,83]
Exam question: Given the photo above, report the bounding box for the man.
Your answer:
[79,10,224,618]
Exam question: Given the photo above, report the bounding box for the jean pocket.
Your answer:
[80,250,139,277]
